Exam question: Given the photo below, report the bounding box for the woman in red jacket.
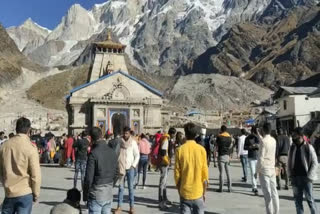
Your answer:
[65,135,74,167]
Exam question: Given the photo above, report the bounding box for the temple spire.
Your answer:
[107,29,112,41]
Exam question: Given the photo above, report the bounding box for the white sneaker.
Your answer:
[159,201,168,210]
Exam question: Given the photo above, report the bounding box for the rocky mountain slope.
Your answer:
[8,0,318,82]
[185,4,320,89]
[27,57,178,110]
[0,24,43,86]
[7,18,51,52]
[27,56,271,111]
[4,0,318,113]
[6,0,278,70]
[168,74,271,111]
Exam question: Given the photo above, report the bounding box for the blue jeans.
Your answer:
[67,157,72,167]
[292,176,318,214]
[88,200,112,214]
[74,159,87,190]
[2,194,33,214]
[248,159,258,189]
[137,155,149,186]
[159,166,169,202]
[118,167,135,208]
[240,155,248,179]
[180,197,205,214]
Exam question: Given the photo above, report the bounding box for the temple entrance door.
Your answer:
[112,112,126,136]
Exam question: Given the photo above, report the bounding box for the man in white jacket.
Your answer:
[115,127,140,214]
[257,123,279,214]
[238,129,248,182]
[288,127,318,214]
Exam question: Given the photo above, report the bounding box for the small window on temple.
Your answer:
[283,100,287,110]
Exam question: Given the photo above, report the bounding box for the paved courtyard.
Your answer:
[1,161,320,214]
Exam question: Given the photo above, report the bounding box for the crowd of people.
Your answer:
[0,117,319,214]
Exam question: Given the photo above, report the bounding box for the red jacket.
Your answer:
[65,137,74,158]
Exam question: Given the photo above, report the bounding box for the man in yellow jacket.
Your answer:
[0,117,41,214]
[175,122,209,214]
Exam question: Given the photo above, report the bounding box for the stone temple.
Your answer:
[66,32,164,136]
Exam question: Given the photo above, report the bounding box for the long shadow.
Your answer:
[230,182,252,188]
[41,186,69,192]
[65,177,81,180]
[40,164,62,168]
[112,195,180,213]
[279,195,294,201]
[39,201,60,206]
[237,191,264,198]
[145,184,177,190]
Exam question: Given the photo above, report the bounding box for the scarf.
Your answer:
[118,137,132,177]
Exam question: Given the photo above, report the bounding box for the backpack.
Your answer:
[151,134,169,166]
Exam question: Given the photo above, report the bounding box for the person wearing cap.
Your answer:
[0,117,41,214]
[288,127,318,214]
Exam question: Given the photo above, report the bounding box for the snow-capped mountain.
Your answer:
[7,18,51,52]
[46,4,99,41]
[6,0,319,74]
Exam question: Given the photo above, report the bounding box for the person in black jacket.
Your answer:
[216,125,232,192]
[275,128,290,190]
[314,135,320,163]
[73,130,90,191]
[108,131,122,158]
[244,126,260,196]
[83,127,118,214]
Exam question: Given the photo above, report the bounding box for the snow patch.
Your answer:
[32,21,52,33]
[48,40,78,66]
[93,1,109,9]
[110,1,126,9]
[119,14,144,70]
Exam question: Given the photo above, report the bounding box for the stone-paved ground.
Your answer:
[0,161,320,214]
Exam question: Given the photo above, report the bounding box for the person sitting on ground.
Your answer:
[50,188,82,214]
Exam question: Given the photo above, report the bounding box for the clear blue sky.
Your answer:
[1,0,107,29]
